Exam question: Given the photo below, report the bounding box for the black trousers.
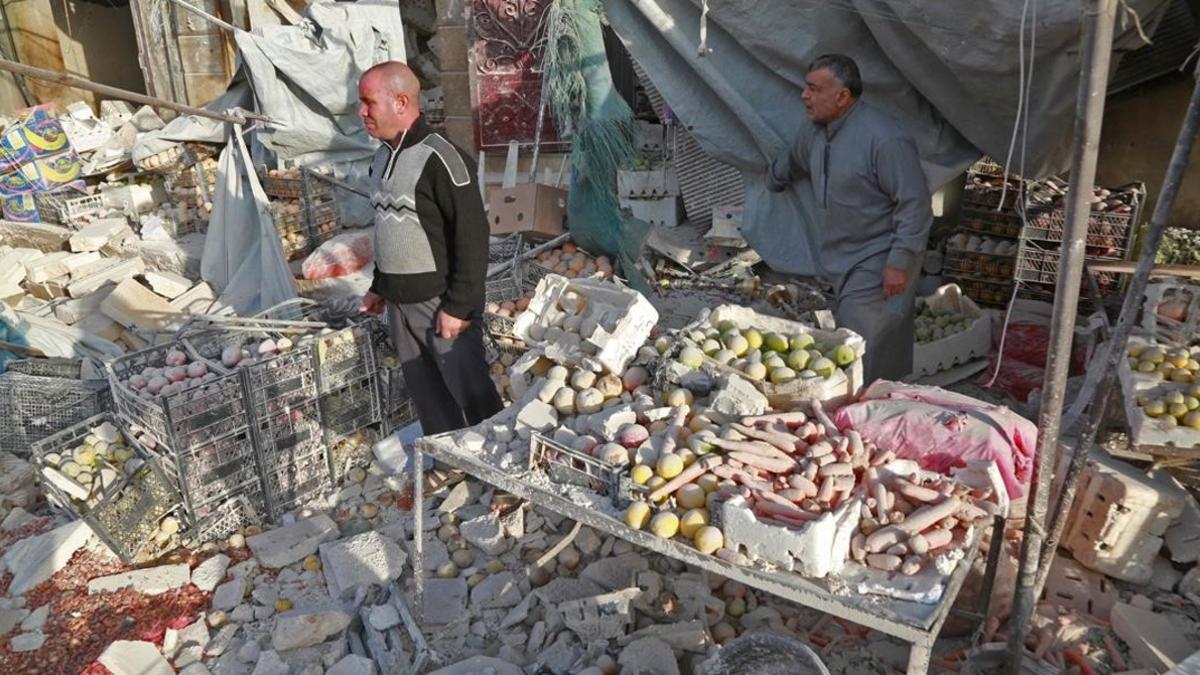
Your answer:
[385,298,503,435]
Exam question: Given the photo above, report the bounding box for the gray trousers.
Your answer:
[830,253,922,384]
[386,298,503,435]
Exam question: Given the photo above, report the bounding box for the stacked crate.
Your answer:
[314,322,381,485]
[618,122,681,227]
[0,359,112,457]
[263,167,339,260]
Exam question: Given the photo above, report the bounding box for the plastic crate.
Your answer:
[5,357,86,379]
[942,247,1016,280]
[241,346,321,412]
[529,433,645,507]
[263,450,330,519]
[483,269,529,338]
[959,207,1023,239]
[56,193,106,225]
[152,427,263,522]
[1015,241,1122,291]
[261,171,333,200]
[253,398,326,473]
[31,413,186,564]
[0,372,112,457]
[945,275,1014,308]
[319,377,381,445]
[192,494,265,544]
[315,324,376,394]
[1022,208,1137,255]
[378,366,419,434]
[106,341,249,454]
[327,427,378,486]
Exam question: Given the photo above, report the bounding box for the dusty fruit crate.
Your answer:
[945,275,1014,308]
[152,426,266,525]
[105,340,249,454]
[31,413,187,564]
[483,268,530,338]
[378,367,419,434]
[261,169,334,200]
[529,433,645,507]
[958,207,1023,240]
[1015,240,1122,293]
[0,371,111,457]
[942,248,1016,280]
[240,346,322,413]
[315,323,377,394]
[1022,199,1140,257]
[327,427,378,487]
[192,494,265,544]
[319,377,381,445]
[253,397,327,475]
[263,450,330,520]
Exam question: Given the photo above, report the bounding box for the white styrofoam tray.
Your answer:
[1121,380,1200,449]
[912,284,993,377]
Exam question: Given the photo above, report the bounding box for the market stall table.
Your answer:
[412,430,998,675]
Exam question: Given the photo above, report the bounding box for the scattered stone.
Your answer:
[179,664,213,675]
[582,553,650,591]
[538,632,583,673]
[237,640,261,664]
[500,592,535,629]
[460,512,508,555]
[254,606,275,621]
[87,563,191,596]
[19,605,48,632]
[327,654,377,675]
[438,481,474,514]
[497,645,526,667]
[272,608,351,651]
[191,554,231,592]
[470,571,522,610]
[229,559,260,578]
[420,578,469,626]
[613,539,633,556]
[252,584,279,607]
[619,619,711,654]
[527,621,547,654]
[212,578,247,611]
[10,631,44,652]
[589,406,636,440]
[1151,557,1183,592]
[619,636,681,675]
[230,604,255,623]
[559,588,640,641]
[247,514,340,568]
[0,608,29,635]
[536,577,606,606]
[429,655,523,675]
[369,604,401,631]
[99,640,172,675]
[319,531,407,601]
[1,520,93,595]
[173,618,210,666]
[1,507,34,532]
[710,372,768,417]
[250,650,290,675]
[1111,602,1196,671]
[204,624,241,657]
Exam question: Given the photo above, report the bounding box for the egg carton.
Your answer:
[262,450,331,521]
[0,371,112,457]
[529,432,646,508]
[31,413,185,564]
[106,340,247,455]
[315,324,377,394]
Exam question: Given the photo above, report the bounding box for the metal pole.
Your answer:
[1006,0,1117,670]
[0,57,259,126]
[1033,60,1200,596]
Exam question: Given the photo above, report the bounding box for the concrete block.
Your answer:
[0,220,71,252]
[318,531,407,601]
[191,553,231,592]
[618,636,679,675]
[1,520,93,595]
[558,587,639,641]
[710,372,769,418]
[69,218,133,252]
[460,511,508,555]
[1112,602,1196,671]
[67,257,144,297]
[719,495,860,578]
[143,270,194,299]
[516,399,557,433]
[368,604,400,631]
[1041,556,1118,620]
[1065,455,1187,583]
[588,405,636,441]
[78,311,123,342]
[470,571,522,610]
[581,553,650,592]
[52,285,114,324]
[24,252,71,283]
[26,279,67,301]
[211,578,246,611]
[101,277,180,331]
[429,656,522,675]
[1163,471,1200,564]
[419,578,468,626]
[169,280,217,314]
[0,248,42,286]
[326,654,377,675]
[62,251,102,276]
[618,619,711,654]
[247,514,339,568]
[87,563,191,596]
[271,608,351,651]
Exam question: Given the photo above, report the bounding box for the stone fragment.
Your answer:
[271,608,351,651]
[250,650,290,675]
[575,527,601,557]
[516,399,558,433]
[247,514,340,568]
[179,664,213,675]
[1,507,34,532]
[589,405,637,441]
[191,553,230,592]
[420,578,469,625]
[428,655,523,675]
[470,571,522,610]
[172,618,210,666]
[143,270,193,299]
[369,603,401,631]
[19,605,48,632]
[319,531,407,601]
[204,623,241,656]
[710,372,769,417]
[581,553,650,592]
[460,511,508,555]
[0,608,28,635]
[99,640,172,675]
[438,481,475,514]
[618,636,681,675]
[237,640,261,664]
[211,578,247,611]
[10,631,44,652]
[618,619,711,654]
[230,604,254,623]
[1111,602,1196,671]
[87,563,191,596]
[500,592,534,629]
[326,654,377,675]
[2,520,93,595]
[558,588,639,641]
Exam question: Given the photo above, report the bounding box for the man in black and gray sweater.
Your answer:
[359,61,502,434]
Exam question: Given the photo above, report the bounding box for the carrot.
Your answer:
[711,437,796,464]
[658,405,690,456]
[1063,648,1096,675]
[647,455,723,502]
[787,474,819,497]
[808,399,838,432]
[818,462,853,478]
[712,465,774,492]
[754,502,820,522]
[893,479,941,503]
[866,553,901,571]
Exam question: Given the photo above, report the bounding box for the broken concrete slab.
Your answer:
[169,280,217,315]
[19,604,48,632]
[326,654,377,675]
[1,507,34,532]
[470,571,522,610]
[250,649,290,675]
[204,623,241,656]
[460,511,508,556]
[10,631,45,652]
[618,619,711,654]
[87,563,191,596]
[24,252,71,283]
[535,577,606,606]
[98,639,173,675]
[1112,602,1197,671]
[0,608,28,635]
[581,553,650,591]
[710,372,769,418]
[101,277,179,331]
[52,285,115,325]
[419,578,469,626]
[212,578,247,611]
[429,656,523,675]
[558,587,640,641]
[69,218,133,252]
[67,257,144,298]
[1,520,93,595]
[0,220,71,252]
[618,636,680,675]
[318,531,407,601]
[271,608,351,652]
[438,481,478,514]
[247,514,339,568]
[143,270,193,299]
[368,604,400,631]
[191,553,231,593]
[62,251,102,276]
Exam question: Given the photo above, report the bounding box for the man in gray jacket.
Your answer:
[359,61,502,434]
[767,53,932,383]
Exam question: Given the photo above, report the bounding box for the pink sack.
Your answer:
[833,380,1037,498]
[301,231,373,280]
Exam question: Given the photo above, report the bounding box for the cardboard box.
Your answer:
[487,183,566,237]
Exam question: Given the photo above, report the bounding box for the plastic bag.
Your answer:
[833,380,1037,498]
[302,230,373,280]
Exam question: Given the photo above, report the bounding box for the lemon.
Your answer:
[650,512,680,538]
[679,508,709,538]
[657,454,685,480]
[625,502,652,530]
[630,464,654,485]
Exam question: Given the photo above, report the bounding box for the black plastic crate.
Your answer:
[253,397,327,473]
[153,427,264,521]
[942,248,1016,281]
[378,366,419,434]
[31,413,185,564]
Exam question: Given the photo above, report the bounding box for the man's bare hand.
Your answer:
[437,310,469,339]
[361,291,384,316]
[882,266,908,298]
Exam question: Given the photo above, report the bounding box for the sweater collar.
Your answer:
[389,115,432,151]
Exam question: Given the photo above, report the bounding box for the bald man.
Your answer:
[359,61,502,435]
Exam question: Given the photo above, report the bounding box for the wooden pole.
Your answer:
[0,56,264,126]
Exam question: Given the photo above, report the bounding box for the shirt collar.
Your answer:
[387,115,431,151]
[824,100,861,140]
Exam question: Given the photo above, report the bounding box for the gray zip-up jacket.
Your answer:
[767,100,932,279]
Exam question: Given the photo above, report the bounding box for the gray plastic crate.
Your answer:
[0,371,112,457]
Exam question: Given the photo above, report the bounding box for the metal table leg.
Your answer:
[907,641,934,675]
[412,443,425,625]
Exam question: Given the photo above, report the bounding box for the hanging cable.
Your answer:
[697,0,713,57]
